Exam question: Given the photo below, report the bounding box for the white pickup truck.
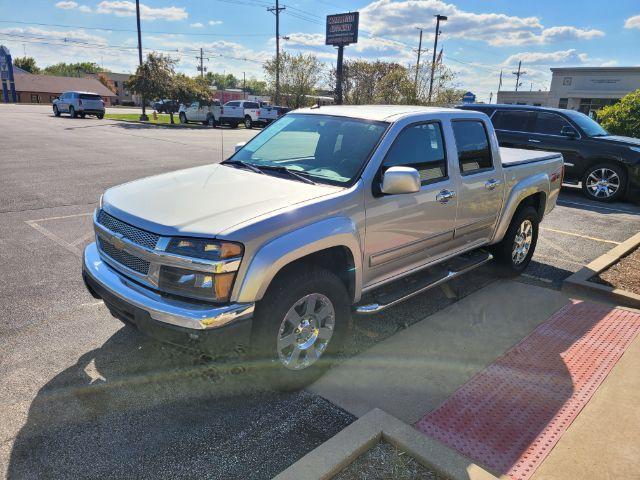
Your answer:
[178,100,221,126]
[220,100,261,129]
[83,105,563,389]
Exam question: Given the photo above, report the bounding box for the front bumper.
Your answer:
[83,242,254,352]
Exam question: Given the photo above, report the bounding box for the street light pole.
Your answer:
[135,0,148,121]
[427,14,447,105]
[414,27,423,103]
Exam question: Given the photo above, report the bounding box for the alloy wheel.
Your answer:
[277,293,335,371]
[512,219,533,265]
[585,168,620,199]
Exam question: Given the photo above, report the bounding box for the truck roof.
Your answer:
[294,105,483,122]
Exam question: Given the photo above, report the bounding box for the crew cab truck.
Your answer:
[82,105,563,390]
[219,100,261,128]
[178,100,221,126]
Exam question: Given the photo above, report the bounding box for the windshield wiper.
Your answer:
[221,160,264,175]
[256,165,317,184]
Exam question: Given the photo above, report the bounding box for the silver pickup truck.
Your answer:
[82,105,563,389]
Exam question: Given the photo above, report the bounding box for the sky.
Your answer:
[1,0,639,102]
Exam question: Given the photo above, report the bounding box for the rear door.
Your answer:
[452,119,505,247]
[79,93,103,111]
[223,101,242,119]
[243,101,260,120]
[490,109,536,149]
[527,111,582,178]
[58,92,69,111]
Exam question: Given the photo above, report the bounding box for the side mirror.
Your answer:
[561,126,578,138]
[381,166,421,195]
[234,142,246,152]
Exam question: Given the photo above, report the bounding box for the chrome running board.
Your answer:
[355,251,493,315]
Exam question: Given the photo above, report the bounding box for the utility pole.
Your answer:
[196,48,209,78]
[243,72,246,99]
[414,27,423,103]
[489,92,493,103]
[267,0,285,105]
[427,14,447,104]
[135,0,148,120]
[512,60,526,92]
[497,69,502,92]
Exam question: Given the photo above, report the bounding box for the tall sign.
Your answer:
[326,13,359,105]
[0,45,17,103]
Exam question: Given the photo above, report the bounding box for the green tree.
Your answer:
[43,62,106,77]
[13,56,40,74]
[597,90,640,138]
[126,53,176,122]
[244,78,267,96]
[205,72,239,89]
[171,74,213,123]
[264,52,323,108]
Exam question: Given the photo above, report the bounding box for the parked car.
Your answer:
[152,99,179,114]
[82,105,562,389]
[458,104,640,203]
[53,91,105,119]
[178,100,221,126]
[220,100,261,128]
[258,105,291,125]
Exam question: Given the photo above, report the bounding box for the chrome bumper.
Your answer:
[83,242,255,331]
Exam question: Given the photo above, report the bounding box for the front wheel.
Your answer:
[250,265,350,391]
[581,163,626,202]
[53,105,60,117]
[179,112,187,124]
[491,206,539,276]
[97,113,104,119]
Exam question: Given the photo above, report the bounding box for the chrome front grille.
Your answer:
[98,237,150,275]
[97,210,159,250]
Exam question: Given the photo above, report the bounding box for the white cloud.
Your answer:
[78,5,92,12]
[96,1,188,21]
[625,15,640,29]
[208,20,222,26]
[359,0,604,47]
[190,22,204,28]
[55,1,78,9]
[502,49,590,66]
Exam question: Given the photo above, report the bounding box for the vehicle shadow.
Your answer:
[7,325,352,480]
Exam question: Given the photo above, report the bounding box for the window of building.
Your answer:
[50,95,57,102]
[452,121,493,175]
[114,81,119,87]
[533,103,542,106]
[558,98,568,109]
[491,110,536,132]
[383,122,447,185]
[533,112,572,136]
[578,98,618,115]
[31,94,40,103]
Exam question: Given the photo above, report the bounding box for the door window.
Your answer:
[491,110,535,132]
[226,101,240,107]
[533,112,572,136]
[383,123,447,185]
[452,121,493,175]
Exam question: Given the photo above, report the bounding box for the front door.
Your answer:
[452,119,505,246]
[364,121,458,287]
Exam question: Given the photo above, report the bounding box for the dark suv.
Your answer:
[458,104,640,203]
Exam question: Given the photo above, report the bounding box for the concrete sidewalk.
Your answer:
[310,279,570,424]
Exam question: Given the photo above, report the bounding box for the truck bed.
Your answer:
[500,147,562,167]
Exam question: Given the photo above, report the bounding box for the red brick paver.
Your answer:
[415,301,640,480]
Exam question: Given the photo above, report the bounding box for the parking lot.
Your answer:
[1,104,639,479]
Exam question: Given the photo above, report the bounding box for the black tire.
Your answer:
[80,113,86,118]
[581,163,627,203]
[53,105,60,117]
[207,115,217,128]
[230,122,239,129]
[491,205,539,277]
[69,106,76,118]
[179,112,187,124]
[244,115,253,129]
[250,264,351,391]
[97,113,104,119]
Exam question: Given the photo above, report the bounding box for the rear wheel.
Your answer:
[207,115,217,128]
[179,112,187,124]
[492,206,539,276]
[80,113,86,118]
[250,265,350,391]
[581,163,626,202]
[230,122,239,129]
[69,106,76,118]
[244,115,253,129]
[97,113,104,119]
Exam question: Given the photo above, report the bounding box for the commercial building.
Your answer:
[5,72,116,105]
[497,67,640,116]
[87,72,134,105]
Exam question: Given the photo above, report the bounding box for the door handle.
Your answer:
[528,139,541,143]
[485,178,501,190]
[436,189,456,204]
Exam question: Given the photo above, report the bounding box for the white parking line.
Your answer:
[557,200,638,215]
[28,212,92,223]
[540,226,621,245]
[25,220,82,257]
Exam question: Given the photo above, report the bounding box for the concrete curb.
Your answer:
[274,408,504,480]
[562,231,640,309]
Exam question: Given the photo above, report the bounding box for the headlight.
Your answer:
[159,238,243,302]
[630,146,640,154]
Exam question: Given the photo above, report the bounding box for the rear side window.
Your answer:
[244,102,259,109]
[79,94,101,100]
[383,122,447,184]
[452,121,493,174]
[533,112,572,136]
[492,110,535,132]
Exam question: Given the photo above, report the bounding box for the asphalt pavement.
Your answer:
[1,103,639,479]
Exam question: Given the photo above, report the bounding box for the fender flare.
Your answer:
[234,217,363,304]
[492,173,549,243]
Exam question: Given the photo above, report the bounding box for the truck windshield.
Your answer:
[229,113,388,186]
[564,110,608,137]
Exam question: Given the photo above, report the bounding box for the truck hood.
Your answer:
[102,163,340,237]
[595,135,640,147]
